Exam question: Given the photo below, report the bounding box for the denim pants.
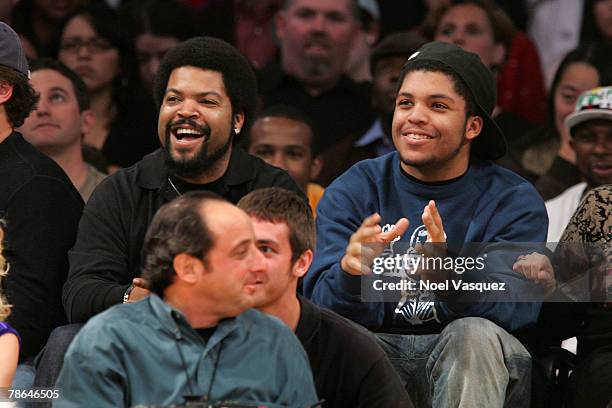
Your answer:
[376,317,532,408]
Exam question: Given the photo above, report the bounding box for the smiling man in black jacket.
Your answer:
[63,37,302,323]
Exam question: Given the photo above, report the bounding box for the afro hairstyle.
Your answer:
[154,36,258,132]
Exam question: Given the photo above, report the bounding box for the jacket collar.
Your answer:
[135,148,258,198]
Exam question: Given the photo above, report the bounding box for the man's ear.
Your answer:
[492,43,507,68]
[292,249,313,279]
[80,109,95,136]
[465,116,483,141]
[172,253,203,284]
[569,137,576,153]
[0,81,14,104]
[275,11,288,42]
[309,155,323,181]
[233,112,245,135]
[365,21,380,46]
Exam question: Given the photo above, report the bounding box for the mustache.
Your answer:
[166,118,212,139]
[304,33,332,50]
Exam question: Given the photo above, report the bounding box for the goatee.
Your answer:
[163,119,233,180]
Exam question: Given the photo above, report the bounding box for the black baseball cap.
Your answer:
[370,32,427,76]
[0,22,29,78]
[402,41,506,160]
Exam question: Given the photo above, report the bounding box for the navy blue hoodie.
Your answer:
[304,153,548,334]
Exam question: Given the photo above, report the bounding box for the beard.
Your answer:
[163,118,233,180]
[301,34,334,78]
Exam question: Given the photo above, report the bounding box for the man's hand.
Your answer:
[422,200,445,243]
[127,277,151,302]
[416,200,449,282]
[341,213,409,276]
[512,252,556,296]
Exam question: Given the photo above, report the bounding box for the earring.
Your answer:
[234,128,241,134]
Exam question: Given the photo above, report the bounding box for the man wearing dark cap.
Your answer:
[304,42,547,407]
[0,22,83,385]
[63,37,302,324]
[354,31,427,158]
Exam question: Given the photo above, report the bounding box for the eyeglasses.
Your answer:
[59,38,115,54]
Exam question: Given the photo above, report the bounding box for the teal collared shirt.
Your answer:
[55,295,317,407]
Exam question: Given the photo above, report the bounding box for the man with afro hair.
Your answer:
[63,36,302,323]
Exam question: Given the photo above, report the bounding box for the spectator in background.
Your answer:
[10,0,83,57]
[516,42,612,200]
[527,0,584,89]
[546,86,612,241]
[580,0,612,44]
[247,105,324,216]
[354,31,427,159]
[19,58,106,202]
[121,0,196,95]
[58,3,158,171]
[423,0,547,128]
[258,0,374,185]
[199,0,283,69]
[515,184,612,408]
[345,0,380,84]
[238,187,414,408]
[0,224,19,389]
[0,22,83,387]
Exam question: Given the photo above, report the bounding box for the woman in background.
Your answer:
[58,3,158,172]
[516,42,612,199]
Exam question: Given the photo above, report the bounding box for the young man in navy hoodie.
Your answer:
[304,42,548,407]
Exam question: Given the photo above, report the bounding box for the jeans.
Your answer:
[11,362,35,390]
[32,324,83,389]
[11,361,35,408]
[376,317,532,408]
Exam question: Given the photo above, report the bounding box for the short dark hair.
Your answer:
[124,0,196,40]
[0,65,39,127]
[237,187,315,262]
[422,0,516,61]
[141,191,227,297]
[154,37,258,133]
[282,0,360,20]
[250,104,316,151]
[29,58,90,112]
[397,59,477,117]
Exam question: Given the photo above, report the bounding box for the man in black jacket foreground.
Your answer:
[238,187,414,408]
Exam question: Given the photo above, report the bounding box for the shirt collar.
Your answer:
[147,294,245,351]
[136,147,257,193]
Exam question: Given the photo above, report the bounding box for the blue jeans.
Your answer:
[11,361,35,389]
[376,317,531,408]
